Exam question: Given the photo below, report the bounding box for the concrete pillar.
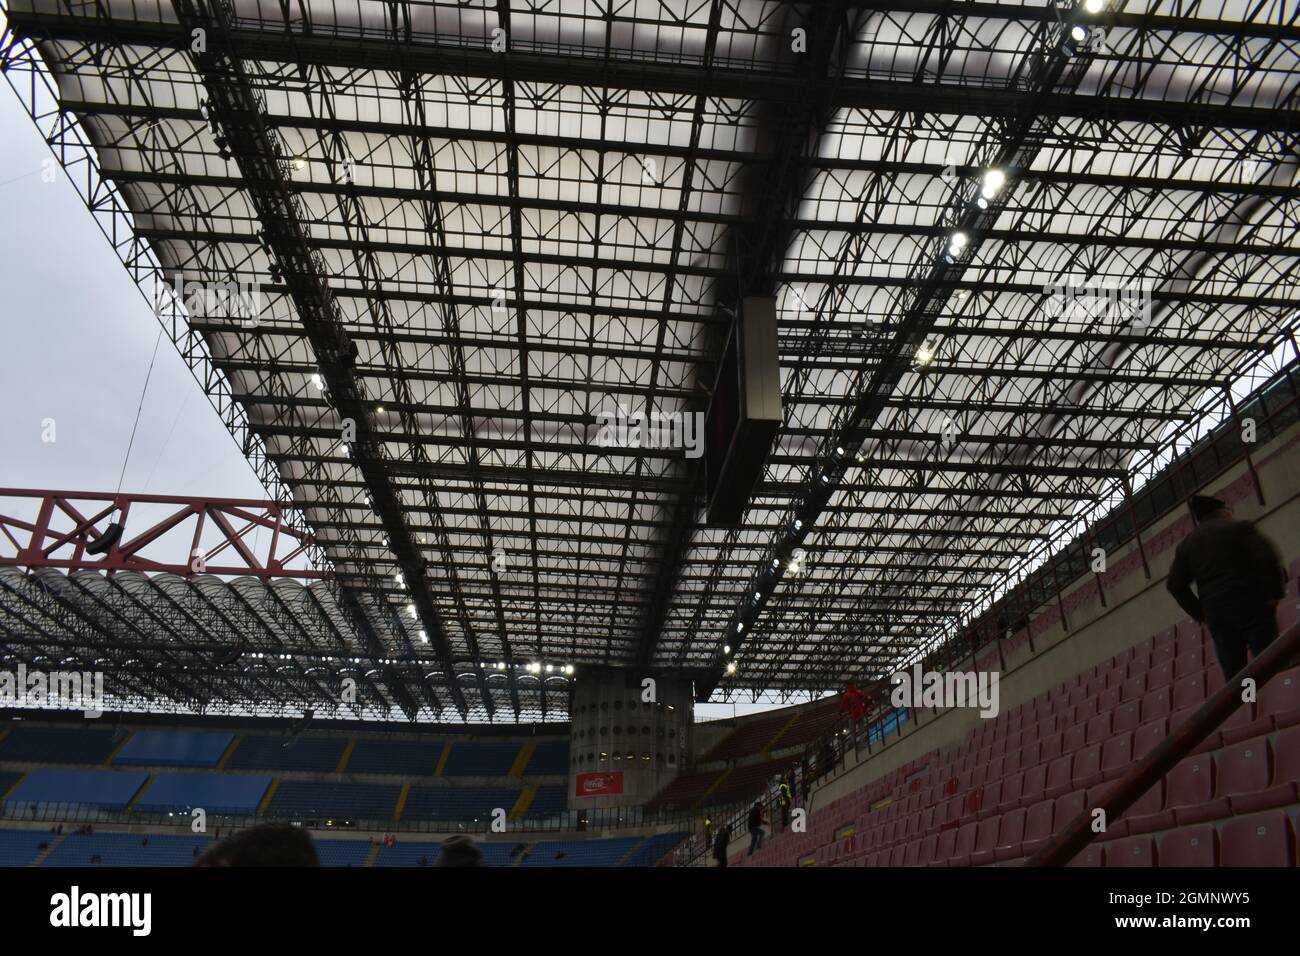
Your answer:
[567,666,694,810]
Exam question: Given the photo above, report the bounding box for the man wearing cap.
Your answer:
[1166,495,1287,679]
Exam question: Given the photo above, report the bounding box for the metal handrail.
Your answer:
[1027,616,1300,866]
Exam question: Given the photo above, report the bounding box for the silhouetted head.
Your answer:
[1189,495,1230,523]
[195,823,319,867]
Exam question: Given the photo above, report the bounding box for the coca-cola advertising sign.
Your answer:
[575,771,624,797]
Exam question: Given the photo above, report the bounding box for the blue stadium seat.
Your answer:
[521,837,641,867]
[43,832,211,867]
[346,739,443,775]
[133,772,272,814]
[224,735,347,773]
[525,785,567,818]
[524,741,570,775]
[265,781,399,821]
[313,839,372,867]
[113,730,234,768]
[5,768,148,810]
[441,742,520,776]
[0,726,120,764]
[372,841,444,867]
[0,771,23,800]
[0,828,53,866]
[401,786,519,822]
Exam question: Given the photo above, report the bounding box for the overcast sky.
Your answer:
[0,87,268,506]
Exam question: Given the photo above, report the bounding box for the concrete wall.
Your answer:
[806,415,1300,813]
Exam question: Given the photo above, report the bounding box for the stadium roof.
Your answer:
[1,0,1297,721]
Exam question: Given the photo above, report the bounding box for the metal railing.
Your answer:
[0,798,702,837]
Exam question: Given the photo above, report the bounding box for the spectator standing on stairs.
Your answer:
[1166,494,1286,680]
[746,800,766,855]
[713,823,731,867]
[777,777,793,830]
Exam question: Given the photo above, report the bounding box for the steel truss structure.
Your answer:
[0,0,1297,720]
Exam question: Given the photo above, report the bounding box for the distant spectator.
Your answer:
[1167,494,1287,679]
[819,741,835,779]
[436,835,485,867]
[713,823,731,868]
[841,682,866,723]
[746,801,766,856]
[777,778,793,830]
[196,823,320,867]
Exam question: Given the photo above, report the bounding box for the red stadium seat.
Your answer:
[1021,799,1055,855]
[1174,647,1204,677]
[1003,749,1022,777]
[1085,713,1111,745]
[1072,743,1103,789]
[998,773,1025,813]
[915,833,939,866]
[1106,835,1155,867]
[1062,723,1086,754]
[1100,733,1133,781]
[1134,718,1168,760]
[1172,672,1205,711]
[978,780,1003,820]
[931,827,958,867]
[1219,736,1293,815]
[1018,763,1048,808]
[1167,753,1221,826]
[1112,702,1141,734]
[1045,755,1074,799]
[1067,843,1103,867]
[1142,686,1172,722]
[1216,704,1262,748]
[1053,790,1087,833]
[994,808,1028,862]
[969,816,1001,867]
[1038,732,1063,764]
[1261,665,1300,729]
[1148,662,1174,691]
[1220,811,1293,867]
[1157,824,1216,866]
[1117,780,1165,837]
[949,820,979,865]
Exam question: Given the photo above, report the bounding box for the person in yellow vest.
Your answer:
[777,779,793,830]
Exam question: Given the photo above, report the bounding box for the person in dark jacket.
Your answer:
[746,801,766,855]
[713,823,731,867]
[1166,494,1287,679]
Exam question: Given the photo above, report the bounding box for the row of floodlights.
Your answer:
[247,651,574,674]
